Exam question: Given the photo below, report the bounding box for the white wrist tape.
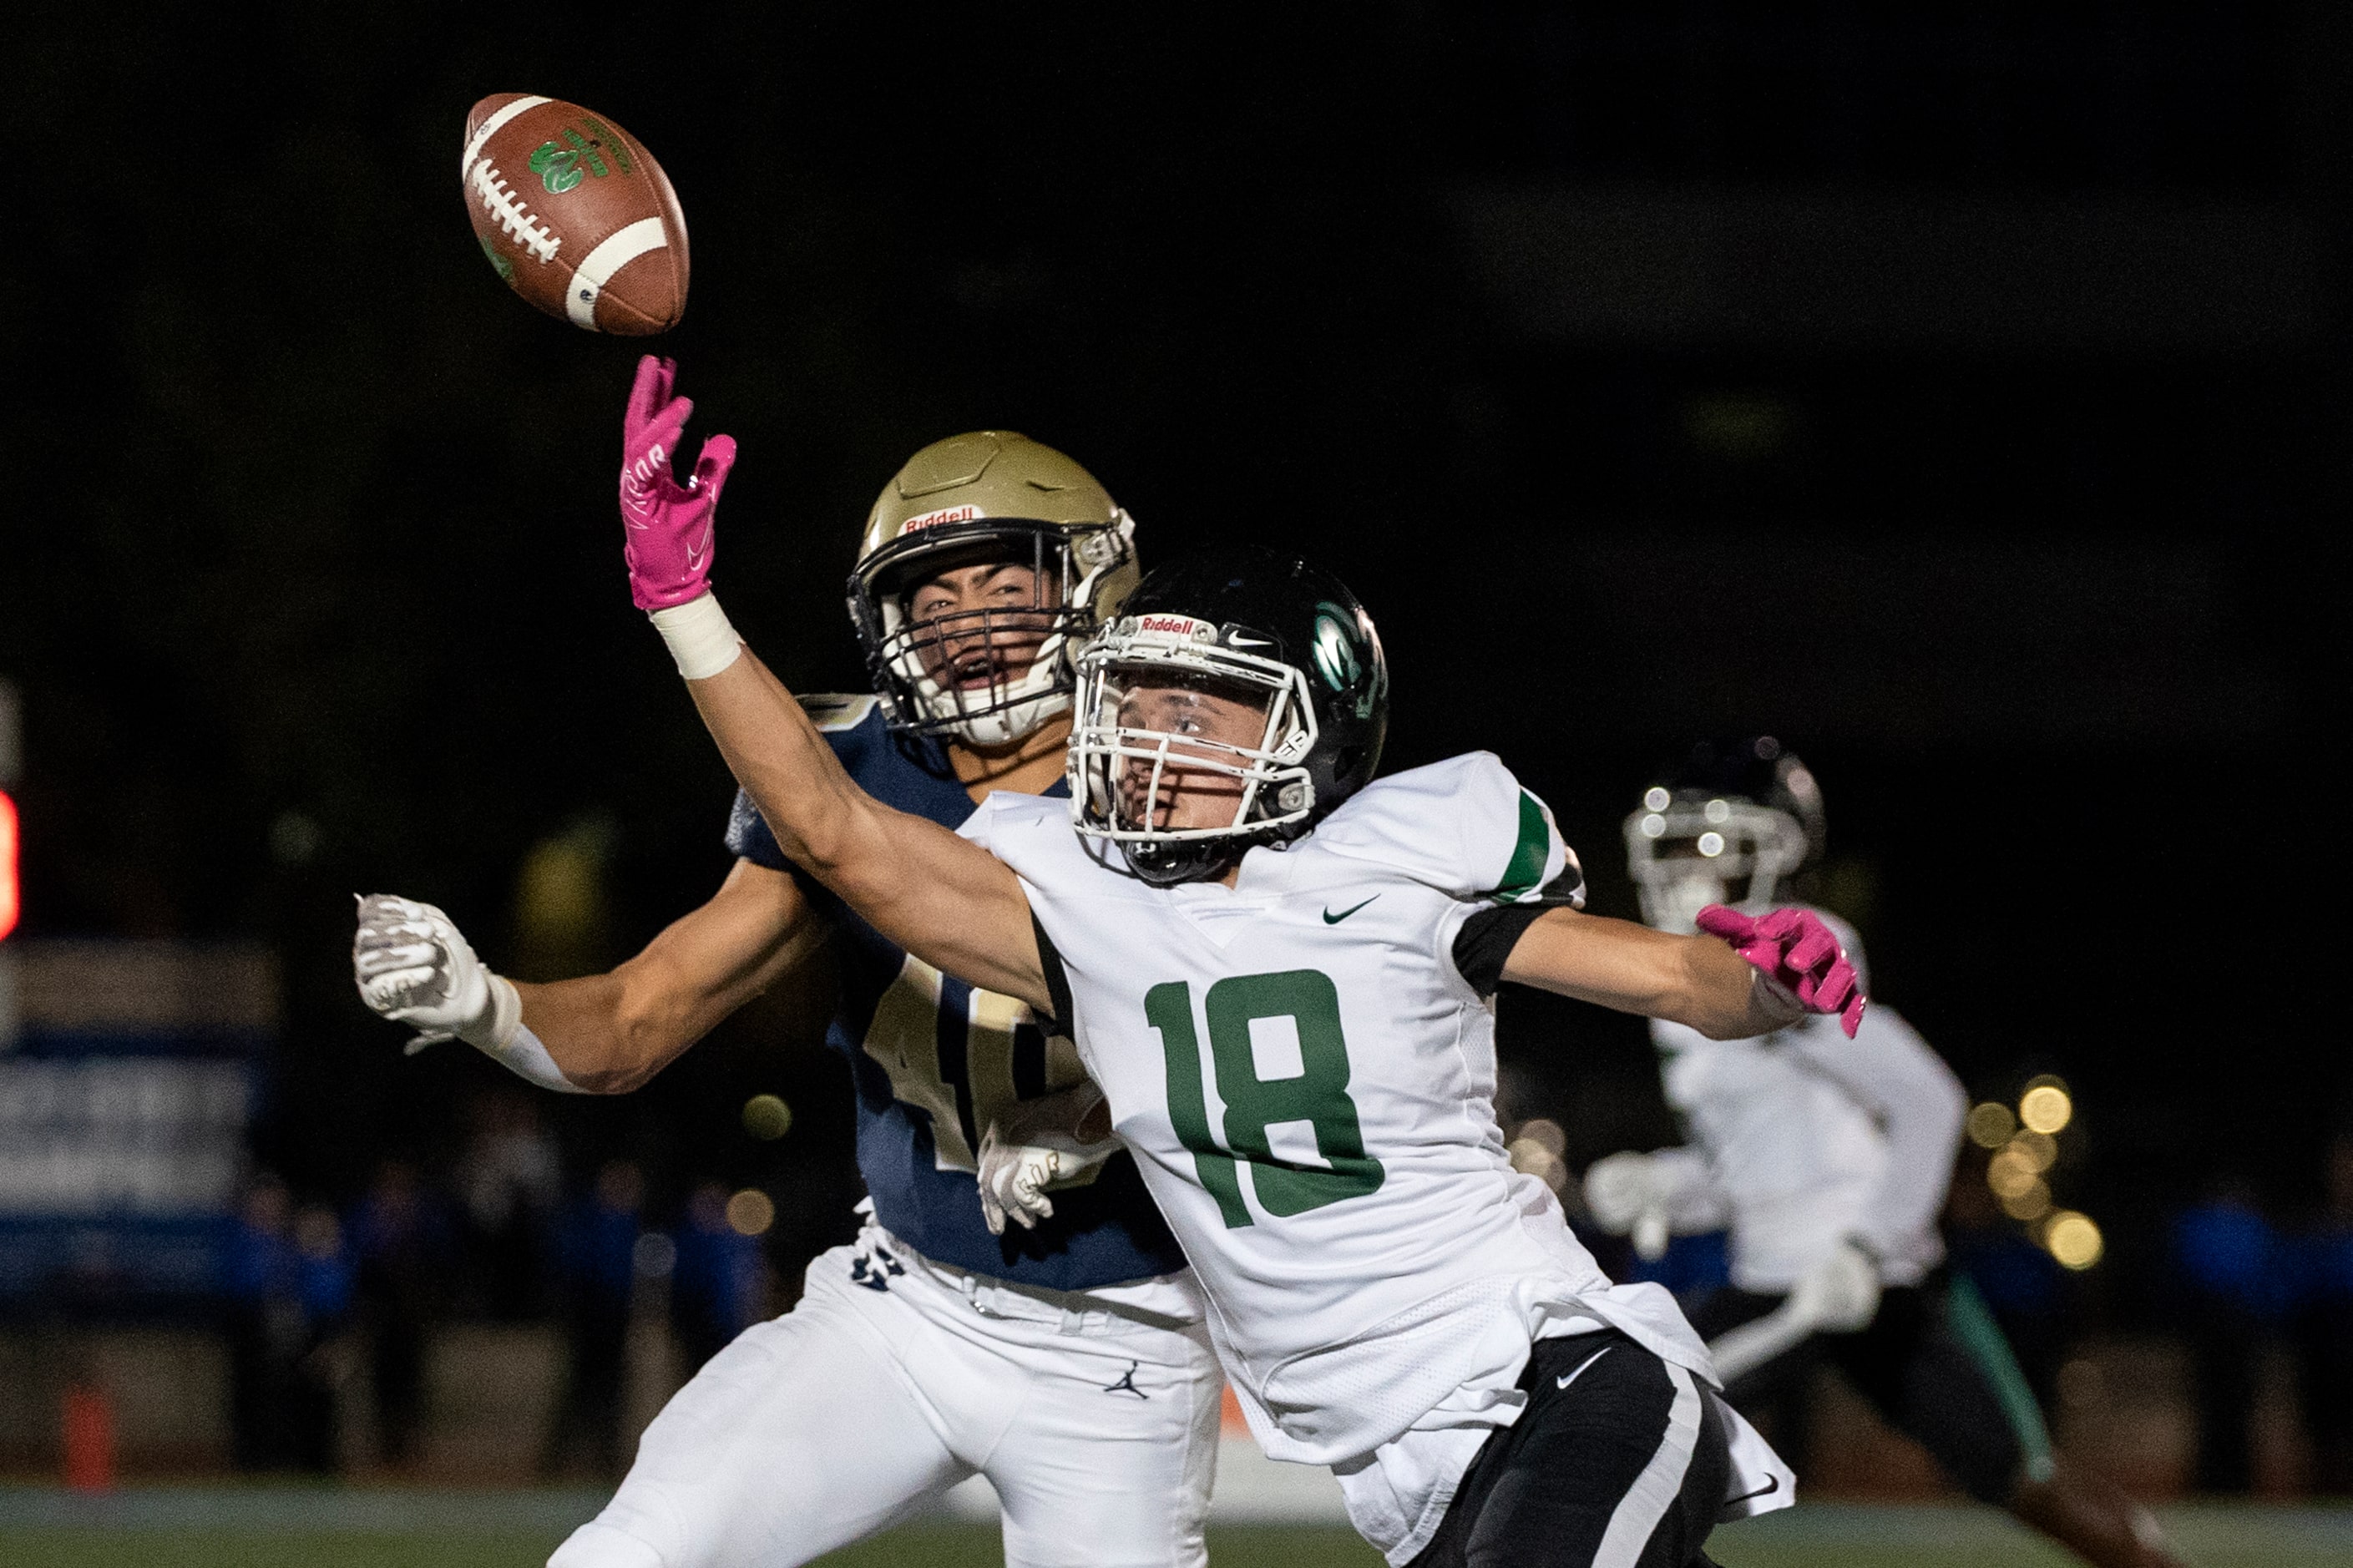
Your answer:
[649,593,743,680]
[460,974,586,1095]
[483,1023,588,1095]
[456,972,520,1051]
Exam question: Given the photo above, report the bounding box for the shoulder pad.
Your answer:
[797,693,883,734]
[1317,752,1581,906]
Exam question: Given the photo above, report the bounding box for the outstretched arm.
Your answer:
[681,647,1049,1011]
[354,857,823,1094]
[513,857,826,1091]
[1500,904,1862,1039]
[615,357,1050,1015]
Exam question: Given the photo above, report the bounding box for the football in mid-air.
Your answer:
[460,94,689,335]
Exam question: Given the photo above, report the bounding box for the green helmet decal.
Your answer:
[1312,601,1365,694]
[1309,601,1388,719]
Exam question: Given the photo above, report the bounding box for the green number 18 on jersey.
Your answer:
[1146,969,1385,1227]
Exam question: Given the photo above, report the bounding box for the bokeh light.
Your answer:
[2006,1130,2057,1174]
[726,1188,776,1237]
[514,829,608,952]
[1988,1148,2043,1198]
[2019,1080,2073,1136]
[632,1232,676,1278]
[1966,1102,2016,1148]
[1507,1139,1568,1194]
[1516,1119,1567,1157]
[1508,1121,1569,1193]
[741,1094,794,1141]
[1999,1181,2053,1222]
[2045,1211,2103,1270]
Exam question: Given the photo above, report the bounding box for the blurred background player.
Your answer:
[1585,737,2186,1568]
[352,362,1222,1568]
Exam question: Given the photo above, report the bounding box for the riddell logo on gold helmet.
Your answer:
[902,504,982,533]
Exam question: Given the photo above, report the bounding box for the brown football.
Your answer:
[459,94,689,335]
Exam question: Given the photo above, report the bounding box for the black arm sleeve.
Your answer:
[1030,911,1076,1036]
[1451,898,1581,998]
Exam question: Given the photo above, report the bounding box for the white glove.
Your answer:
[1583,1151,1672,1257]
[1789,1238,1882,1333]
[975,1084,1120,1236]
[352,894,513,1053]
[1582,1148,1728,1260]
[352,895,581,1093]
[1707,1238,1885,1383]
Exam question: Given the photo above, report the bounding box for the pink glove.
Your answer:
[620,356,737,611]
[1696,905,1867,1038]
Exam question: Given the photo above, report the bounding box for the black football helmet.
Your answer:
[1070,549,1389,886]
[1624,736,1825,932]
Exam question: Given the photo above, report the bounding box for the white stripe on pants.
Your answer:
[1591,1363,1703,1568]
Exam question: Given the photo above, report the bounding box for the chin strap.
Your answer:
[942,687,1074,749]
[1120,836,1252,888]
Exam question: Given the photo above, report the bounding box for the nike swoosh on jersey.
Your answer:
[1323,896,1379,924]
[1555,1344,1613,1389]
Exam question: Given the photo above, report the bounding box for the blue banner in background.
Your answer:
[0,1216,239,1302]
[0,1057,256,1215]
[0,941,273,1311]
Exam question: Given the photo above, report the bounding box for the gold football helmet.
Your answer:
[848,432,1139,746]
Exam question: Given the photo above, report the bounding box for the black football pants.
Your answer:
[1409,1330,1732,1568]
[1685,1275,2037,1505]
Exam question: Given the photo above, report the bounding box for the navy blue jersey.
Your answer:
[725,694,1186,1290]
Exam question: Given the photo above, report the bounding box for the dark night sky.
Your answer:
[3,4,2345,1286]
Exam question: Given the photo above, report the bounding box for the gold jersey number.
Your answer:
[861,953,1090,1176]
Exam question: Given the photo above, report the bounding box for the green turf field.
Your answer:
[2,1495,2349,1567]
[0,1520,1363,1568]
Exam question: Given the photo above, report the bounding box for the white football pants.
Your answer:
[549,1224,1222,1568]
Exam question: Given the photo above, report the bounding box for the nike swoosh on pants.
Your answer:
[1556,1344,1613,1389]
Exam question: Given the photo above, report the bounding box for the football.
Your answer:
[459,94,690,335]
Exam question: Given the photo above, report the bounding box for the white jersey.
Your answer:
[965,754,1790,1560]
[1648,913,1968,1292]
